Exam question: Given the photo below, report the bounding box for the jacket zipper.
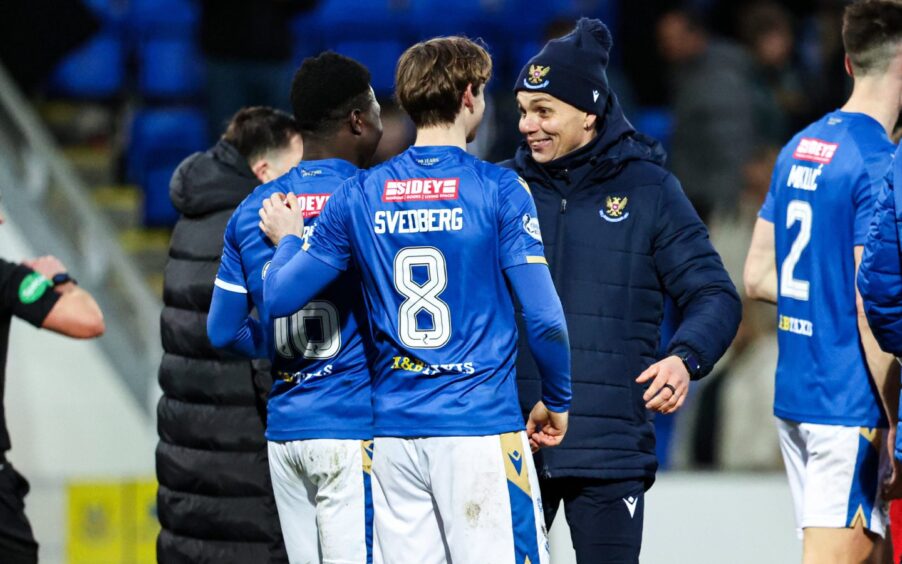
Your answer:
[553,197,567,283]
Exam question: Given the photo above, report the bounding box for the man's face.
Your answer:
[517,91,596,164]
[256,134,304,183]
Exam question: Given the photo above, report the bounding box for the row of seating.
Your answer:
[50,0,617,99]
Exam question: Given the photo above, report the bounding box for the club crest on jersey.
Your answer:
[296,193,330,219]
[793,138,839,164]
[523,65,550,89]
[600,196,629,222]
[522,213,543,242]
[382,178,459,202]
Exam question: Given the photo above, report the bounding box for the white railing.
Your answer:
[0,62,161,414]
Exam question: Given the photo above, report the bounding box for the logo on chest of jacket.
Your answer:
[600,196,629,223]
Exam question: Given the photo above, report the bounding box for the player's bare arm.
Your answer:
[259,192,304,245]
[744,217,778,304]
[24,255,104,339]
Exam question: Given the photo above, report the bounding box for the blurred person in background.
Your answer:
[156,107,302,563]
[502,18,741,563]
[0,205,104,564]
[200,0,318,136]
[657,7,756,224]
[208,52,383,563]
[739,1,808,145]
[744,2,902,561]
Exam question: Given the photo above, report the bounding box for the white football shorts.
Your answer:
[268,439,373,564]
[371,431,549,564]
[776,418,889,539]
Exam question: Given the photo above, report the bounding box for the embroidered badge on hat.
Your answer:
[523,65,550,89]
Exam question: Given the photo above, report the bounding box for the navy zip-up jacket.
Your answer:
[500,110,741,485]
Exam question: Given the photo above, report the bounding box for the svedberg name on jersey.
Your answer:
[374,208,464,234]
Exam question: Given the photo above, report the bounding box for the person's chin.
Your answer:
[530,149,553,163]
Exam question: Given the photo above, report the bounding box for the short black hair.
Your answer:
[221,106,300,163]
[843,0,902,75]
[290,51,373,136]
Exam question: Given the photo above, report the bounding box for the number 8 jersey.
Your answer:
[306,146,548,437]
[759,110,894,427]
[214,159,373,441]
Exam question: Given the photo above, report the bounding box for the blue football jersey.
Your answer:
[760,110,894,426]
[214,159,373,440]
[305,146,547,437]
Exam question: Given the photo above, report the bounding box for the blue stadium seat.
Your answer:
[333,40,405,97]
[633,107,673,152]
[314,0,403,43]
[137,36,203,100]
[128,0,198,36]
[49,32,126,99]
[127,108,208,226]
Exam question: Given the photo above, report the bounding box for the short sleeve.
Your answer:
[758,175,777,223]
[853,168,883,246]
[304,178,354,272]
[214,213,247,294]
[0,259,61,327]
[497,173,547,270]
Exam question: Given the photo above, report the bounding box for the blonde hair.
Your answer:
[395,36,492,128]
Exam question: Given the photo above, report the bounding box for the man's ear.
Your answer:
[584,113,597,131]
[844,54,854,78]
[462,83,475,113]
[251,158,269,183]
[349,109,364,136]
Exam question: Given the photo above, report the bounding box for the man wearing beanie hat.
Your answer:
[501,18,741,562]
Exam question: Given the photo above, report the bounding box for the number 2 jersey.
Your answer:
[759,110,894,426]
[305,145,553,437]
[214,159,373,440]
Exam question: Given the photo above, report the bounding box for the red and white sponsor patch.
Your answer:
[293,193,330,219]
[793,138,839,164]
[382,178,460,203]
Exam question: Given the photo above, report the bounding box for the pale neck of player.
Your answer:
[841,74,902,136]
[414,123,469,151]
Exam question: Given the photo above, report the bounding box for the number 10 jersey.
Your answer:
[305,146,548,437]
[215,159,374,441]
[759,110,894,426]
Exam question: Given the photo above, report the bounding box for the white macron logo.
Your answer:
[593,90,600,102]
[623,496,638,518]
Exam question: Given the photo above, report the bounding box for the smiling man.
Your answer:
[500,18,741,563]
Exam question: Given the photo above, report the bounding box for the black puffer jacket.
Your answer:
[156,140,286,563]
[500,95,741,487]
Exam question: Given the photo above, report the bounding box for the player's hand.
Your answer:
[22,255,67,280]
[883,427,902,500]
[636,355,690,414]
[526,401,568,452]
[259,192,303,245]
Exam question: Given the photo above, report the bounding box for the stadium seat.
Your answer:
[49,32,126,99]
[128,0,198,35]
[127,108,208,226]
[333,40,405,97]
[137,36,203,100]
[633,107,674,152]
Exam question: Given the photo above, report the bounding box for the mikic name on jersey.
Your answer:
[786,164,822,191]
[779,315,813,337]
[391,355,476,376]
[374,208,463,235]
[275,364,334,384]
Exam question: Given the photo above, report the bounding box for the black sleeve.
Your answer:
[0,259,61,328]
[652,174,742,378]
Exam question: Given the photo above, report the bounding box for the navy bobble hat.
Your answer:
[515,17,613,115]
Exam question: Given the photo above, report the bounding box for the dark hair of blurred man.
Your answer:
[156,106,301,563]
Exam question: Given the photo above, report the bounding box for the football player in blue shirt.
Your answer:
[207,52,383,564]
[259,37,570,564]
[744,2,902,561]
